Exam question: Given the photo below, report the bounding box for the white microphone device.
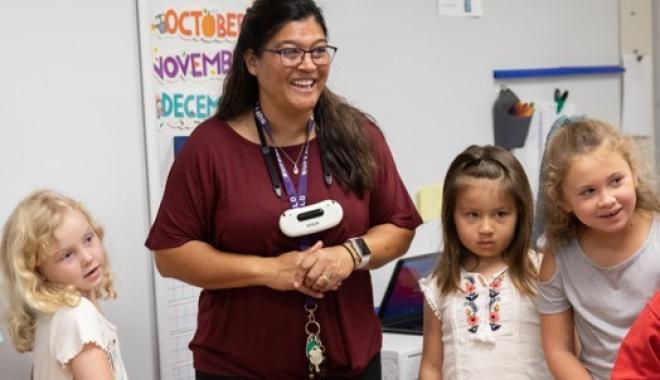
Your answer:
[279,200,343,237]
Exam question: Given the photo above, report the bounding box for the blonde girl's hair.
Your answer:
[0,189,116,352]
[542,118,660,254]
[434,145,537,297]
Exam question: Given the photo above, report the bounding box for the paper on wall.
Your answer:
[539,102,576,152]
[438,0,482,17]
[511,101,576,201]
[622,54,653,137]
[415,183,443,223]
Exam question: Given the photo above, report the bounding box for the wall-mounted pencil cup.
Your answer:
[493,88,532,150]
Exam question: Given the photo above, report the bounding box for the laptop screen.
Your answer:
[379,253,437,324]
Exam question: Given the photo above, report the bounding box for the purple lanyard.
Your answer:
[254,103,314,211]
[254,104,327,377]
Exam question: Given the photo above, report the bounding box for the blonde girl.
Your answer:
[536,118,660,380]
[0,190,127,380]
[419,145,550,379]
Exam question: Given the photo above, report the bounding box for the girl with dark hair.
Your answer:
[418,145,550,379]
[145,0,421,379]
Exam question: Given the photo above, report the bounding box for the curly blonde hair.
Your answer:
[0,190,116,352]
[542,118,660,254]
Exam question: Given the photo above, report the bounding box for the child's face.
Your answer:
[453,178,517,261]
[560,146,637,234]
[38,209,106,294]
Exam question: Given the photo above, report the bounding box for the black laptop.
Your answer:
[378,253,438,335]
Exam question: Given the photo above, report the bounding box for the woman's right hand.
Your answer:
[265,241,325,299]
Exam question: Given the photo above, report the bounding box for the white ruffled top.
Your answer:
[419,255,550,380]
[33,297,128,380]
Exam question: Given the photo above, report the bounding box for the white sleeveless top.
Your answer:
[419,253,550,380]
[33,297,128,380]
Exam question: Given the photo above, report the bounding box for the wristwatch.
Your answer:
[348,237,371,270]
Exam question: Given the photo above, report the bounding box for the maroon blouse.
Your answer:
[145,116,422,379]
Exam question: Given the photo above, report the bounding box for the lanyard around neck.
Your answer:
[253,103,333,200]
[254,105,332,367]
[255,103,312,209]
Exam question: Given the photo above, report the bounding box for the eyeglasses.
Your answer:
[260,45,338,68]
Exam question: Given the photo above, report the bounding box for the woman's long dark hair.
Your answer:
[216,0,375,195]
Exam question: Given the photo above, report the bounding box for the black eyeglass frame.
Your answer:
[259,45,338,67]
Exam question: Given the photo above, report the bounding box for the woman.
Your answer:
[145,0,422,379]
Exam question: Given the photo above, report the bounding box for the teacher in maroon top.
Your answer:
[145,1,422,379]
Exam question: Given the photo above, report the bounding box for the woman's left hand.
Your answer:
[294,242,354,293]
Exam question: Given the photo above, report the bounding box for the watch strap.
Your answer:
[349,237,371,270]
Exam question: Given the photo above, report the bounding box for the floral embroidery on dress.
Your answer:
[463,272,506,334]
[463,276,480,333]
[488,274,504,331]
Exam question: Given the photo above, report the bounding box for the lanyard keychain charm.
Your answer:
[305,303,325,378]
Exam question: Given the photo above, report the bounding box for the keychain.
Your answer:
[305,303,325,378]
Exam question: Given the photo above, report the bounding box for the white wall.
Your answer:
[0,1,158,379]
[318,0,621,303]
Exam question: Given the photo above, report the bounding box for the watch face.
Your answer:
[352,237,370,257]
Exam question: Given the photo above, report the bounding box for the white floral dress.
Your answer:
[419,258,550,380]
